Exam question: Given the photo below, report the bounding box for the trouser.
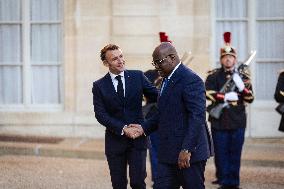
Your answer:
[154,160,206,189]
[106,148,147,189]
[211,127,245,186]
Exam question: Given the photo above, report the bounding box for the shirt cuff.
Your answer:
[121,125,128,135]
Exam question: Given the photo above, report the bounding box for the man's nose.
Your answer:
[118,57,124,64]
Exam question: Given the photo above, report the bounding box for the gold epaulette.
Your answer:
[206,68,218,76]
[206,90,216,102]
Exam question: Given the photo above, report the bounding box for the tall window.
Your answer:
[0,0,62,108]
[214,0,284,100]
[255,0,284,100]
[215,0,248,62]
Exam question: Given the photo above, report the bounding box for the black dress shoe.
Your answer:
[211,180,220,185]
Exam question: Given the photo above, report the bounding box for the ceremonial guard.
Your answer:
[205,32,254,189]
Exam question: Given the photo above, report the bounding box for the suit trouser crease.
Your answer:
[106,147,147,189]
[153,161,206,189]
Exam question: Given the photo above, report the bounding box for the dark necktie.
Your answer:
[160,78,169,95]
[115,75,124,99]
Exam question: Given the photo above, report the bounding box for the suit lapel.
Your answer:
[158,64,184,106]
[124,70,131,100]
[103,73,122,102]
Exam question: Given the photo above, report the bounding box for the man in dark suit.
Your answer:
[133,42,213,189]
[92,44,158,189]
[274,70,284,132]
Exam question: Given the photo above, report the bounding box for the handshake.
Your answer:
[123,124,145,139]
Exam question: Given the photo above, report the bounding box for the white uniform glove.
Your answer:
[233,73,245,92]
[224,91,239,102]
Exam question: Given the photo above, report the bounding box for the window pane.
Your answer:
[255,62,284,100]
[256,21,284,59]
[31,24,61,63]
[0,25,22,63]
[0,0,21,21]
[31,0,61,21]
[31,66,61,104]
[0,66,22,103]
[216,0,247,18]
[215,22,248,61]
[257,0,284,17]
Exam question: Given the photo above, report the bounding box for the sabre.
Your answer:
[243,50,256,66]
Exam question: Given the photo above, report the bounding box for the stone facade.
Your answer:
[0,0,244,138]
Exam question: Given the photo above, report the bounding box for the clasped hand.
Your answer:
[123,124,144,139]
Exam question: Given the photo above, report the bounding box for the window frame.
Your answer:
[0,0,63,111]
[211,0,284,101]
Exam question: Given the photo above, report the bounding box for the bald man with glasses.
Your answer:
[132,42,213,189]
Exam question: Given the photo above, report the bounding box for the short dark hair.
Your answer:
[100,44,120,61]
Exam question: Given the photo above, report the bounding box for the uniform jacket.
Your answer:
[143,64,213,164]
[92,70,158,155]
[205,67,254,130]
[274,71,284,132]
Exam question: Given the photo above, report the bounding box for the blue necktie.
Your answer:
[160,78,168,95]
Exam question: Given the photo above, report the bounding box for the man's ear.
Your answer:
[103,60,109,67]
[168,54,174,59]
[169,54,176,62]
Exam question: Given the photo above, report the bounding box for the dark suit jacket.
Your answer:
[274,71,284,131]
[143,64,213,164]
[92,70,158,155]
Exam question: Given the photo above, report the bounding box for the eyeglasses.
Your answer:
[151,55,172,67]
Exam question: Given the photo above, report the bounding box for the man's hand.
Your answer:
[124,124,144,139]
[178,150,191,169]
[233,73,245,92]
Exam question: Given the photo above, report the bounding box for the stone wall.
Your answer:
[0,0,213,138]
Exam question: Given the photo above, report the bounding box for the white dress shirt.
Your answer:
[109,71,126,97]
[160,62,181,92]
